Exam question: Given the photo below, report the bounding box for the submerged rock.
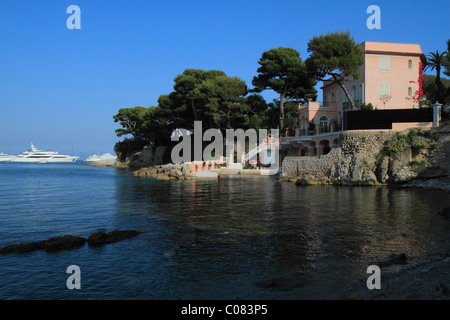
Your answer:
[87,230,142,246]
[0,230,143,254]
[378,253,408,267]
[416,167,448,179]
[0,235,86,255]
[42,235,87,252]
[438,206,450,219]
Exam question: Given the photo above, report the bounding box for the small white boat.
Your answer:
[0,153,18,162]
[85,153,116,162]
[12,143,79,163]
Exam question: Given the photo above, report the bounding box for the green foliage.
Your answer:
[383,130,439,159]
[252,47,317,130]
[423,74,450,104]
[444,39,450,77]
[114,138,147,161]
[425,50,446,80]
[407,129,439,142]
[409,160,433,174]
[114,69,261,159]
[409,135,427,150]
[194,75,248,129]
[424,49,449,103]
[360,102,374,111]
[384,135,408,159]
[113,106,149,139]
[305,31,364,110]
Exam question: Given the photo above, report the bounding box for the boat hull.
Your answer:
[0,158,18,162]
[12,157,79,163]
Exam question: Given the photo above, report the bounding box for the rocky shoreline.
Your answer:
[336,252,450,300]
[334,206,450,300]
[132,163,195,180]
[281,128,450,191]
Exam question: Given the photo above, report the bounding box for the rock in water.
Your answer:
[87,230,141,246]
[0,235,86,254]
[42,235,86,252]
[378,253,408,267]
[438,206,450,218]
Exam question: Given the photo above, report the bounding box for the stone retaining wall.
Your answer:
[281,129,449,186]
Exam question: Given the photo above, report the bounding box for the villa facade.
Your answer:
[283,41,430,156]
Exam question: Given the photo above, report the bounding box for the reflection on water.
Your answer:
[111,171,450,299]
[0,164,448,299]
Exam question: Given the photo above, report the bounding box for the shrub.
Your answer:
[360,102,374,111]
[384,135,408,159]
[407,129,439,142]
[409,160,432,174]
[410,136,427,150]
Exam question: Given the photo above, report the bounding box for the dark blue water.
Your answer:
[0,162,449,299]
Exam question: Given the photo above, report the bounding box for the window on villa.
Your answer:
[378,82,391,96]
[319,116,328,129]
[408,87,413,97]
[378,56,391,72]
[408,59,413,69]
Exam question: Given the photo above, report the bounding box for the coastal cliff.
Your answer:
[281,127,450,189]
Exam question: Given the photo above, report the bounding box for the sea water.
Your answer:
[0,162,449,299]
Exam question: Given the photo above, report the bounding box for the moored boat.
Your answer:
[0,153,18,162]
[84,153,116,162]
[12,143,79,163]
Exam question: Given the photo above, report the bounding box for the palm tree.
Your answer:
[424,50,447,83]
[444,39,450,77]
[424,50,447,103]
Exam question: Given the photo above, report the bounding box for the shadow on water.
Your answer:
[0,164,448,299]
[110,172,450,299]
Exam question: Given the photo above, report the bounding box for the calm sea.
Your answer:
[0,162,449,300]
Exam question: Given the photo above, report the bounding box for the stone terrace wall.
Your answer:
[282,131,397,180]
[282,148,342,179]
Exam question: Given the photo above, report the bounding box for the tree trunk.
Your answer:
[332,74,356,110]
[191,101,198,121]
[226,105,231,129]
[279,93,285,132]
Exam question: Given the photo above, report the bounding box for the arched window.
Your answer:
[408,87,413,97]
[408,59,413,69]
[319,116,328,132]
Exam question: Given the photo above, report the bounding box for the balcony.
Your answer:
[293,123,341,137]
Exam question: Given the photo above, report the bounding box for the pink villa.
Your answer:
[282,41,434,157]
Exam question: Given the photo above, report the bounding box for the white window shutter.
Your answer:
[378,56,390,71]
[378,82,384,96]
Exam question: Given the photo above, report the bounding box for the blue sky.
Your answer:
[0,0,449,157]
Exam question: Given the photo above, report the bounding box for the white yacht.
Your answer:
[0,153,18,162]
[13,143,79,163]
[85,153,116,162]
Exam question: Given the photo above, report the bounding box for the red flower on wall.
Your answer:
[406,62,425,105]
[417,61,424,99]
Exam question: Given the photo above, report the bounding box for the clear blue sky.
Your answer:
[0,0,449,157]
